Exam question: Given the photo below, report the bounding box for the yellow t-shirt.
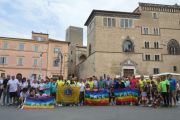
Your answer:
[138,79,144,90]
[87,81,94,89]
[56,80,64,86]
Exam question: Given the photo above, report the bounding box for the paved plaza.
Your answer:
[0,105,180,120]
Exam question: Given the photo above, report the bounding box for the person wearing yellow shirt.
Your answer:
[56,75,64,87]
[56,75,64,106]
[149,75,157,85]
[87,77,94,90]
[138,75,146,92]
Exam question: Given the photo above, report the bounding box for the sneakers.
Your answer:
[58,104,62,107]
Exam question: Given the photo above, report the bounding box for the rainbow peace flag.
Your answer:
[22,97,55,109]
[115,88,139,105]
[85,90,109,106]
[85,89,139,106]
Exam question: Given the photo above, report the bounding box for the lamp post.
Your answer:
[39,52,43,80]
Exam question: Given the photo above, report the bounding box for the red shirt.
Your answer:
[130,78,138,89]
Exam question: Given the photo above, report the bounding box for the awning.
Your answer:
[153,72,180,77]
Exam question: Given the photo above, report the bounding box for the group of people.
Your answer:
[0,74,179,108]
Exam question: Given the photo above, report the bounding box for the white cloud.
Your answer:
[0,0,179,45]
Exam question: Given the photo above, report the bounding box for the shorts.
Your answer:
[170,90,176,98]
[142,96,147,101]
[10,92,18,98]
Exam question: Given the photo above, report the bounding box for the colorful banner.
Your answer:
[85,90,109,106]
[56,86,80,104]
[115,88,139,105]
[85,89,139,106]
[22,97,55,109]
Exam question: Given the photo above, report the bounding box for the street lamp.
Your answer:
[55,51,63,76]
[39,52,43,80]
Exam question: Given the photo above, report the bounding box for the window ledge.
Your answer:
[17,64,24,66]
[142,47,163,49]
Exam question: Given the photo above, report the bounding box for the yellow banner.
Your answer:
[56,86,80,104]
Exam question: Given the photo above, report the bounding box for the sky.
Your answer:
[0,0,180,46]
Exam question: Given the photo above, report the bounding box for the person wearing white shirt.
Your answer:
[31,80,39,90]
[39,80,45,91]
[77,79,85,105]
[7,76,19,105]
[19,77,28,90]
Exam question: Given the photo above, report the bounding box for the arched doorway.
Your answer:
[120,59,137,77]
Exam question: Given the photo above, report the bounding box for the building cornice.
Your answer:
[139,2,180,13]
[0,37,70,44]
[84,10,141,26]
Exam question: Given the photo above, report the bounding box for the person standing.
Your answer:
[98,76,105,90]
[0,77,3,101]
[77,79,85,106]
[176,81,180,103]
[56,75,64,106]
[44,79,51,96]
[168,74,177,106]
[130,75,138,89]
[160,76,170,107]
[2,75,10,105]
[7,76,20,105]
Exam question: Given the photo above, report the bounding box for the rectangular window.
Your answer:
[104,17,116,27]
[0,56,7,64]
[34,45,39,52]
[103,18,107,26]
[152,13,158,19]
[120,19,133,28]
[145,55,150,61]
[173,66,177,72]
[53,58,60,67]
[154,42,159,49]
[155,55,160,61]
[153,28,159,35]
[2,42,8,49]
[18,43,24,51]
[143,27,149,35]
[33,59,38,66]
[153,68,160,74]
[17,58,23,66]
[54,48,60,53]
[145,42,150,48]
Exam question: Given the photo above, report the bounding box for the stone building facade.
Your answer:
[77,3,180,78]
[0,32,69,79]
[66,26,87,77]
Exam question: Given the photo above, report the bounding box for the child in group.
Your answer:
[141,82,148,106]
[29,88,36,98]
[152,91,162,108]
[39,79,45,91]
[19,88,29,108]
[109,86,115,105]
[36,90,47,98]
[85,84,91,91]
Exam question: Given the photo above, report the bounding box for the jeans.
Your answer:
[3,89,10,105]
[79,92,84,104]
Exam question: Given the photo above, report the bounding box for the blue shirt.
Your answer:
[169,78,176,91]
[44,82,51,95]
[51,83,56,93]
[124,80,130,87]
